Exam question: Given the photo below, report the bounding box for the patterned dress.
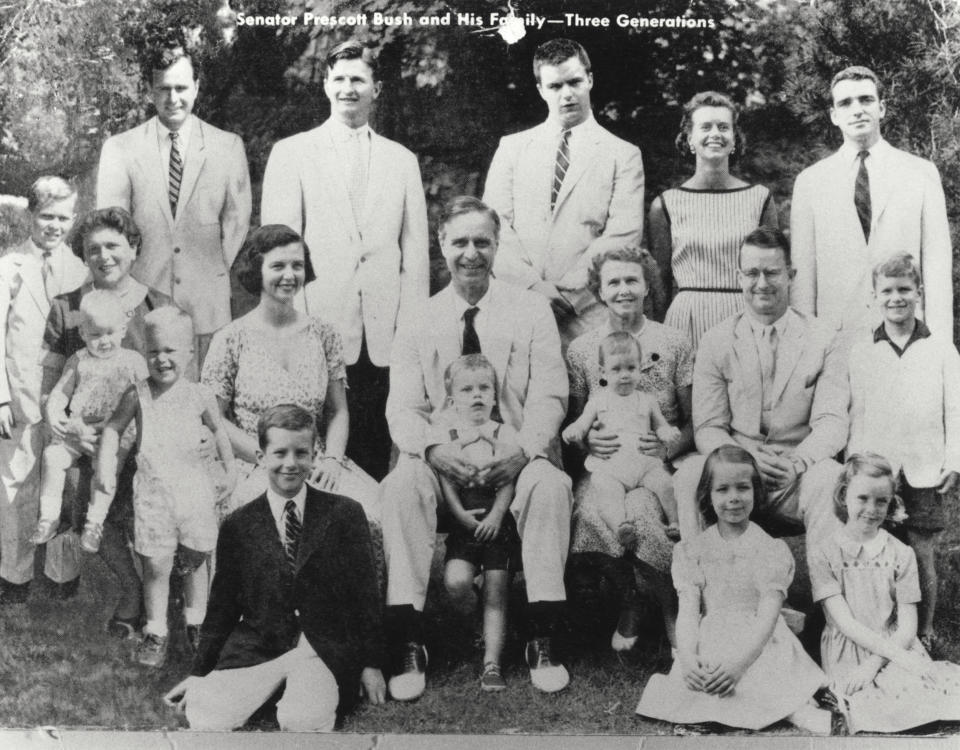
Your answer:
[660,185,774,348]
[637,523,825,729]
[566,319,693,573]
[810,528,960,733]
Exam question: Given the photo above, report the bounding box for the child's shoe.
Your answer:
[29,519,59,546]
[480,661,507,692]
[79,521,103,553]
[617,522,639,551]
[664,523,681,542]
[106,613,141,641]
[136,632,168,668]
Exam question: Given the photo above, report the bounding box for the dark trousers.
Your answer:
[345,335,391,482]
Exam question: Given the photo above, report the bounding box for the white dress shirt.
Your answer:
[265,484,306,542]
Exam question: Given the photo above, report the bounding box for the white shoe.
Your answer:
[611,629,638,652]
[388,642,427,701]
[526,638,569,693]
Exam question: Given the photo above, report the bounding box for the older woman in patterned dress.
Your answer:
[566,246,694,651]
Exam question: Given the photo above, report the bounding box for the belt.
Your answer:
[677,287,741,293]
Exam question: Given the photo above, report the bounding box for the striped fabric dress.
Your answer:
[661,185,774,348]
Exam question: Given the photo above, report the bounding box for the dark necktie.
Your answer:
[41,251,55,302]
[462,306,481,355]
[551,129,571,211]
[854,150,871,242]
[169,132,183,218]
[283,500,301,571]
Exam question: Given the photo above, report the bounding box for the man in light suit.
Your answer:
[96,44,251,365]
[261,40,429,481]
[673,228,848,544]
[483,38,644,346]
[382,197,572,700]
[0,177,89,604]
[791,65,953,336]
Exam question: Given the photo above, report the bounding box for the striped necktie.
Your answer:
[854,150,871,242]
[551,129,571,211]
[169,131,183,218]
[283,500,301,572]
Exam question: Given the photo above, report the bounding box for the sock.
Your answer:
[527,600,565,640]
[386,604,423,645]
[183,606,205,626]
[144,619,169,637]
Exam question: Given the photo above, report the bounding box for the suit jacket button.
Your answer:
[174,277,181,284]
[294,609,300,617]
[173,247,181,254]
[360,257,366,263]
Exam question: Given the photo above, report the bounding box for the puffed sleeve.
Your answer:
[894,540,922,605]
[808,538,842,603]
[671,540,705,596]
[316,319,346,383]
[200,322,239,405]
[754,537,795,597]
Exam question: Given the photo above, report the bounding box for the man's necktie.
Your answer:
[347,130,366,222]
[283,500,301,572]
[854,150,871,242]
[759,325,778,410]
[169,132,183,218]
[462,306,481,355]
[551,129,571,211]
[41,251,55,302]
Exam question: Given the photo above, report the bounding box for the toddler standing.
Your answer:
[31,291,147,545]
[436,354,520,692]
[636,445,828,732]
[95,307,235,667]
[809,453,960,734]
[563,331,682,543]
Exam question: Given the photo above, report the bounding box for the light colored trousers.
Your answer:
[674,453,843,546]
[382,454,573,609]
[185,635,338,732]
[0,421,79,584]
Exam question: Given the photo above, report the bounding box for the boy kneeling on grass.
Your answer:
[164,404,386,731]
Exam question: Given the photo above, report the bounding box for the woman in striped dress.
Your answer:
[649,92,779,348]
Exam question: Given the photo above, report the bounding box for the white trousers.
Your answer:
[185,636,339,732]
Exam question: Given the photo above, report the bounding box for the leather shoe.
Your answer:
[388,641,427,701]
[526,637,569,693]
[611,600,640,652]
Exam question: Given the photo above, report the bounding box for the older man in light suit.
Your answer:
[261,40,429,481]
[382,197,572,700]
[97,44,251,364]
[673,228,848,545]
[791,65,952,337]
[0,177,89,604]
[483,38,644,346]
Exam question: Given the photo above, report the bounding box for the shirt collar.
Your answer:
[838,527,888,560]
[839,136,890,166]
[266,484,307,526]
[328,117,371,142]
[745,308,792,341]
[550,111,595,138]
[873,319,930,355]
[157,115,193,150]
[29,239,55,260]
[453,284,493,319]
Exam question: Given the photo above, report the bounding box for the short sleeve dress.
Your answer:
[636,523,825,729]
[660,185,774,348]
[809,528,960,733]
[566,319,693,573]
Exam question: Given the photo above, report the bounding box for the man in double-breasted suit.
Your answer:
[483,38,644,346]
[0,177,89,603]
[381,196,573,700]
[673,228,848,544]
[96,45,251,364]
[164,404,385,731]
[791,65,952,336]
[261,40,429,481]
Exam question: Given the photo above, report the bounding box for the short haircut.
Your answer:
[70,207,142,260]
[598,330,641,368]
[831,66,883,99]
[234,224,316,296]
[27,176,76,213]
[79,289,128,331]
[832,452,903,523]
[533,38,591,80]
[143,305,194,349]
[872,252,921,289]
[443,353,498,396]
[438,195,500,241]
[257,403,317,450]
[324,40,379,80]
[586,245,666,315]
[143,45,199,83]
[739,227,791,269]
[695,445,766,526]
[675,91,744,157]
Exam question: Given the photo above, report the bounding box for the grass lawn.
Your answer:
[2,495,960,737]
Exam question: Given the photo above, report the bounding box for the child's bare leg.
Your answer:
[482,569,509,666]
[38,443,75,522]
[86,445,132,528]
[590,472,632,548]
[644,466,681,541]
[142,553,175,637]
[183,562,209,627]
[907,529,939,641]
[444,559,479,614]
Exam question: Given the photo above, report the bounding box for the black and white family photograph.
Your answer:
[1,0,960,744]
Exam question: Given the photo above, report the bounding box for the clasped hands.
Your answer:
[584,420,667,461]
[679,653,748,698]
[427,440,527,491]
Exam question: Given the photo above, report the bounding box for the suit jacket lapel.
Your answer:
[137,119,176,231]
[312,124,360,239]
[771,313,804,406]
[732,315,763,431]
[362,131,388,230]
[12,248,48,316]
[484,281,514,391]
[433,287,464,375]
[249,495,286,568]
[869,148,896,229]
[296,488,332,573]
[174,116,205,223]
[553,121,600,215]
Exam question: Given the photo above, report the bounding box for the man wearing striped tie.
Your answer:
[96,42,251,366]
[483,38,645,347]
